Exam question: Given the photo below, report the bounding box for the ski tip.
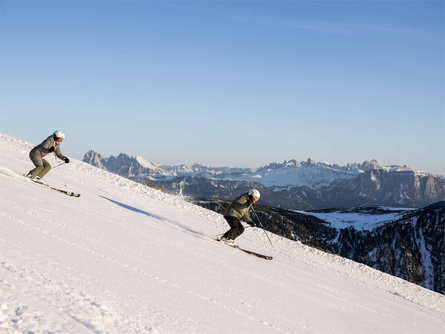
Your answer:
[238,248,273,260]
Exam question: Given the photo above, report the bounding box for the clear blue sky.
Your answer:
[1,1,444,174]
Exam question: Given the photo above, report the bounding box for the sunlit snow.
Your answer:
[1,133,444,333]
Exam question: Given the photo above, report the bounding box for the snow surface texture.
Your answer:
[1,132,445,334]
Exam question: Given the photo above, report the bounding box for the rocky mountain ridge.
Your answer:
[83,150,445,210]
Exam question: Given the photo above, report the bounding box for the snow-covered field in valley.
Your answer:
[1,133,444,334]
[296,210,409,231]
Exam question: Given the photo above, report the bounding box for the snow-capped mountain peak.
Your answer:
[135,155,160,170]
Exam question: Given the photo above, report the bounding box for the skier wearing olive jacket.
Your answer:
[27,130,70,180]
[220,189,261,246]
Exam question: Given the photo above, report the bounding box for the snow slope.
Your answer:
[1,133,444,334]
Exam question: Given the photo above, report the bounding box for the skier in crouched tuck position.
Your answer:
[27,130,70,180]
[220,189,260,247]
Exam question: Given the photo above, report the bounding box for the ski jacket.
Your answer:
[31,135,67,160]
[224,193,253,223]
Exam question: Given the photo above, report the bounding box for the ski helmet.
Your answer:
[53,130,65,140]
[248,189,260,201]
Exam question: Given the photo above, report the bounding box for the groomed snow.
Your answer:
[1,133,444,333]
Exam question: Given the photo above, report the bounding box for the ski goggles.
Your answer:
[253,196,259,202]
[56,137,64,142]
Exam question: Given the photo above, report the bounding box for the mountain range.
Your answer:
[83,150,445,210]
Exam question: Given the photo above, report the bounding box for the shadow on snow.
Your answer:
[99,195,207,238]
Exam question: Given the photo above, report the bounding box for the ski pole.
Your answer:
[52,151,68,170]
[251,206,273,247]
[53,154,69,190]
[51,162,65,169]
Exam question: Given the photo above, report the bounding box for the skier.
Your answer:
[220,189,260,246]
[27,130,70,180]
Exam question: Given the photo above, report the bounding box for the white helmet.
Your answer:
[248,189,260,201]
[53,130,65,140]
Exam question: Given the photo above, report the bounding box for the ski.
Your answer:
[18,173,81,198]
[45,185,81,197]
[21,176,81,197]
[237,247,273,260]
[32,179,81,197]
[216,239,273,260]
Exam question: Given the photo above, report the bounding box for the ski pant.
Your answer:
[29,150,51,179]
[222,216,244,241]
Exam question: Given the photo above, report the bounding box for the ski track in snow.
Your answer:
[1,132,445,334]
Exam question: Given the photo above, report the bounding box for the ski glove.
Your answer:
[64,158,70,163]
[48,147,55,153]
